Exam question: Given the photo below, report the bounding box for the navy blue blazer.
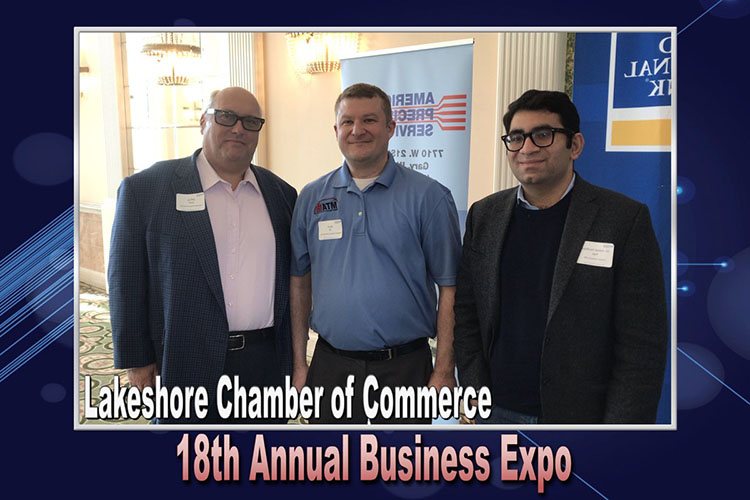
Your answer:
[109,149,297,413]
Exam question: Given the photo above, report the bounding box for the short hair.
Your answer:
[334,83,393,122]
[206,89,220,111]
[503,90,581,139]
[204,88,263,116]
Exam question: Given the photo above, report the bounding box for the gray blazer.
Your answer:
[454,175,667,423]
[109,150,296,422]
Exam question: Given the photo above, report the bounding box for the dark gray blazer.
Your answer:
[454,175,667,423]
[109,149,296,420]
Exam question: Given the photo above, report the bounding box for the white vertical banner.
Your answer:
[605,32,673,152]
[341,40,474,228]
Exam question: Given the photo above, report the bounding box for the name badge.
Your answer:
[176,193,205,212]
[577,241,614,268]
[318,219,343,240]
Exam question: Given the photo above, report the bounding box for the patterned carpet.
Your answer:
[79,283,150,424]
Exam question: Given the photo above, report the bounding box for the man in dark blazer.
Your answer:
[454,90,667,424]
[109,87,296,423]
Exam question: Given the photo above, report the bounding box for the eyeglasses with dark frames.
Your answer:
[501,127,574,152]
[206,108,266,132]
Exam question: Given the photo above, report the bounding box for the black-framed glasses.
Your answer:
[501,127,573,151]
[206,108,265,132]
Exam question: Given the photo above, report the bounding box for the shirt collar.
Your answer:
[196,149,260,193]
[333,153,398,190]
[517,172,576,210]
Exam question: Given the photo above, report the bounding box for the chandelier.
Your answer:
[285,33,360,75]
[141,33,202,86]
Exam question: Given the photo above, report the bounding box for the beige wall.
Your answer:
[79,211,105,272]
[79,34,110,205]
[262,32,501,205]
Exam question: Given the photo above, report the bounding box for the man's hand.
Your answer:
[127,363,158,391]
[460,398,478,424]
[428,369,457,391]
[292,363,309,393]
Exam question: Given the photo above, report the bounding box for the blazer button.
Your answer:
[541,377,551,386]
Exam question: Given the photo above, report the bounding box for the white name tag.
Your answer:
[176,193,205,212]
[318,219,343,240]
[577,241,614,268]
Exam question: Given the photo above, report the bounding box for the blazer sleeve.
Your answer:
[604,203,668,423]
[453,203,492,391]
[109,176,155,369]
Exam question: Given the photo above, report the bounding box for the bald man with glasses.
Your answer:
[109,87,297,424]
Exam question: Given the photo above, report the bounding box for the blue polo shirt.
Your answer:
[291,155,461,350]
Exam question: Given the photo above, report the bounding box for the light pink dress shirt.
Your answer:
[196,151,276,331]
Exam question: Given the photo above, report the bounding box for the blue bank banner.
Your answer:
[606,32,673,152]
[341,40,474,226]
[574,32,674,424]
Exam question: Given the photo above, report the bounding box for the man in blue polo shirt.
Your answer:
[290,83,462,423]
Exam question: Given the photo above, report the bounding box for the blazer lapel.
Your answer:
[483,190,516,329]
[251,165,286,325]
[547,176,599,326]
[172,151,226,319]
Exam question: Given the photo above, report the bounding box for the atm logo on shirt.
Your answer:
[314,197,338,215]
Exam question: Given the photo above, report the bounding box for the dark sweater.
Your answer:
[490,192,572,416]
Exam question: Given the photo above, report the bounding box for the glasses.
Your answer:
[501,127,573,152]
[206,108,265,132]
